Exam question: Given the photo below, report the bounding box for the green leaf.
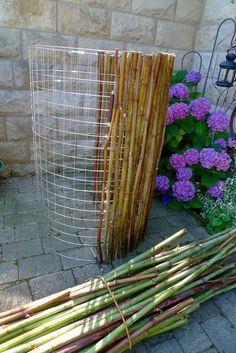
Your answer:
[167,125,179,137]
[171,70,187,84]
[185,197,202,209]
[168,199,183,210]
[190,91,203,99]
[201,174,218,187]
[179,117,194,134]
[211,218,223,227]
[167,138,179,148]
[212,143,221,152]
[214,131,229,139]
[195,121,207,136]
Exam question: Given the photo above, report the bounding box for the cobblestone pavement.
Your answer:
[0,176,235,353]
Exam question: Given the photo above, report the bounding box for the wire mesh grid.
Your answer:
[29,45,116,263]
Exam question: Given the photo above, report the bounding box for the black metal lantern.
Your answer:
[215,51,236,88]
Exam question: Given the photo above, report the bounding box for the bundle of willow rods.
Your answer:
[1,228,236,353]
[95,50,175,262]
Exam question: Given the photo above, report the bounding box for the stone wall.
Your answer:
[0,0,205,176]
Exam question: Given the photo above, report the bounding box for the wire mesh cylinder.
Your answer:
[29,46,115,263]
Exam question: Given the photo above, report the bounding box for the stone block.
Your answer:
[10,163,36,177]
[125,43,163,54]
[0,119,6,142]
[195,25,219,51]
[202,0,236,24]
[0,90,31,116]
[73,264,111,283]
[0,283,32,311]
[30,270,75,300]
[4,213,39,228]
[62,0,131,11]
[148,338,183,353]
[201,315,236,353]
[13,60,30,88]
[214,291,236,326]
[132,0,176,20]
[0,141,29,164]
[0,0,56,32]
[155,21,195,50]
[0,262,18,284]
[15,223,41,241]
[6,116,32,142]
[16,200,41,214]
[0,60,13,88]
[174,319,212,353]
[0,227,15,244]
[77,37,126,51]
[58,3,110,37]
[175,0,204,24]
[60,247,96,269]
[0,203,16,216]
[111,12,156,43]
[3,239,43,261]
[19,253,62,279]
[0,28,21,58]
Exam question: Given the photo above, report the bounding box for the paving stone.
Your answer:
[4,213,39,228]
[16,200,41,214]
[73,264,111,283]
[132,341,147,353]
[145,332,173,347]
[38,222,49,237]
[203,349,218,353]
[60,248,97,269]
[15,223,41,241]
[3,239,43,261]
[148,338,184,353]
[0,262,18,284]
[0,227,15,244]
[30,270,76,300]
[214,290,236,326]
[174,319,212,353]
[4,191,37,205]
[19,254,61,280]
[193,299,221,323]
[0,202,16,216]
[0,282,32,311]
[42,236,77,254]
[0,216,3,229]
[201,315,236,353]
[16,176,34,193]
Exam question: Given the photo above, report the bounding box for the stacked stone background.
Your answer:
[0,0,235,176]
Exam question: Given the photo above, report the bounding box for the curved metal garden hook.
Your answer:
[181,50,203,72]
[202,18,236,96]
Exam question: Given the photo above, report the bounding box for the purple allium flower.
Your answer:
[213,138,227,149]
[172,181,195,201]
[215,151,231,171]
[199,148,218,169]
[207,180,225,198]
[184,148,199,165]
[189,97,211,120]
[166,103,189,125]
[185,70,201,84]
[207,111,229,132]
[171,83,189,99]
[169,154,186,169]
[155,175,170,194]
[228,137,236,149]
[176,167,192,181]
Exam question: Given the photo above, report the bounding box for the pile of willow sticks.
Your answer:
[95,50,175,262]
[1,228,236,353]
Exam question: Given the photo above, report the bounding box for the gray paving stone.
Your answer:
[201,315,236,353]
[73,264,111,283]
[0,227,15,244]
[30,270,76,300]
[145,332,173,346]
[192,299,221,323]
[38,222,49,237]
[203,349,218,353]
[174,319,212,353]
[214,290,236,326]
[15,223,41,241]
[148,338,184,353]
[0,179,18,193]
[16,200,41,214]
[3,239,43,261]
[132,341,147,353]
[0,262,18,284]
[19,254,61,280]
[4,191,37,205]
[4,213,39,228]
[16,176,34,193]
[60,248,96,269]
[0,282,32,311]
[0,203,16,215]
[42,236,77,254]
[0,216,3,229]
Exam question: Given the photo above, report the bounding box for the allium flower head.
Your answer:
[155,175,170,194]
[207,180,225,198]
[213,138,227,149]
[184,148,199,165]
[166,103,189,125]
[199,148,218,169]
[207,111,229,132]
[228,137,236,149]
[171,83,189,99]
[185,70,201,84]
[215,151,231,171]
[169,154,186,169]
[172,181,195,201]
[189,97,211,120]
[176,167,192,181]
